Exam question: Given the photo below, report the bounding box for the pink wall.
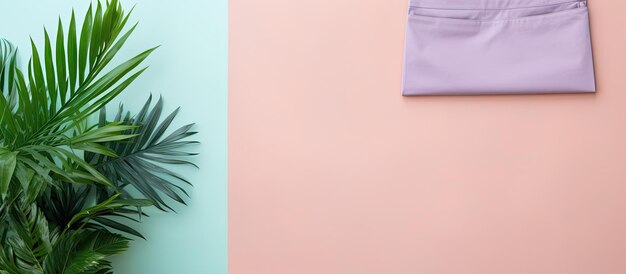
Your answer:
[229,1,626,273]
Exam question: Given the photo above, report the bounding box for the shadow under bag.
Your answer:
[402,0,596,96]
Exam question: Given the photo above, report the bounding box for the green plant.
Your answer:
[0,1,197,273]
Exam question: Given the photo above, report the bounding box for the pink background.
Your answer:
[229,1,626,273]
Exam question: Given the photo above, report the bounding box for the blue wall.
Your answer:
[0,1,228,273]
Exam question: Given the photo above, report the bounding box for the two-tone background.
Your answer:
[4,0,626,273]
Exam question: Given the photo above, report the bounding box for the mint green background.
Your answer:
[0,1,228,273]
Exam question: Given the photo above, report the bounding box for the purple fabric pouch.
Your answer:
[402,0,596,96]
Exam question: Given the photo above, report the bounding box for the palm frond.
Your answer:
[0,246,27,274]
[38,183,90,231]
[0,149,18,200]
[67,193,152,239]
[86,95,199,211]
[3,204,52,273]
[0,37,17,108]
[42,230,129,274]
[0,0,155,194]
[0,38,18,148]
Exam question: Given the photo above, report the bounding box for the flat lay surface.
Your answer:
[230,0,626,273]
[3,0,626,272]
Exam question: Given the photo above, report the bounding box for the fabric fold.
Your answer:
[402,0,596,96]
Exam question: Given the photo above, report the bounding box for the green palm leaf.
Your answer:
[0,246,27,274]
[39,183,151,239]
[86,96,199,211]
[0,38,18,145]
[0,37,17,108]
[2,204,52,273]
[0,150,18,199]
[66,193,151,239]
[42,230,129,274]
[0,0,154,192]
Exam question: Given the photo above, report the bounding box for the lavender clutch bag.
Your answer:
[402,0,596,96]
